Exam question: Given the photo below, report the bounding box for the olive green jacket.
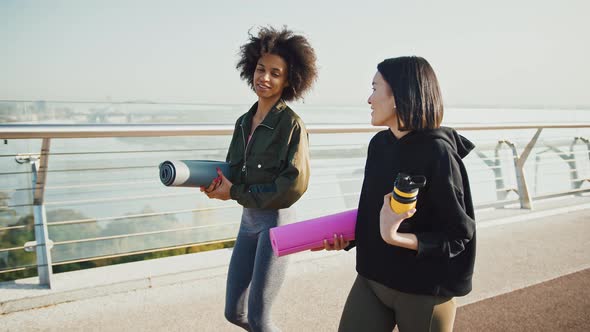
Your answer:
[226,100,310,209]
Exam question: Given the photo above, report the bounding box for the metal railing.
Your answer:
[1,122,588,138]
[1,122,589,287]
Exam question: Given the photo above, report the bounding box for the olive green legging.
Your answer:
[338,275,456,332]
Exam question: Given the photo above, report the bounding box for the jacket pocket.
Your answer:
[245,152,282,184]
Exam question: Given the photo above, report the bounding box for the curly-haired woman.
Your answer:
[201,26,318,331]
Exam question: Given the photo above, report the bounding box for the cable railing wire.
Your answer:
[53,221,240,246]
[47,205,239,226]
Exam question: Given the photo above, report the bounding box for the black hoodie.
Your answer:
[351,126,476,297]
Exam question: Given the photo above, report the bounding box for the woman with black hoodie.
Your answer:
[318,56,476,332]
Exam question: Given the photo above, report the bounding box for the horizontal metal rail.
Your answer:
[0,245,26,252]
[0,265,37,274]
[3,178,366,210]
[1,123,590,139]
[48,205,238,226]
[0,179,162,192]
[50,238,236,266]
[0,237,238,271]
[0,225,27,231]
[0,174,364,195]
[53,221,240,246]
[0,143,366,159]
[0,147,226,158]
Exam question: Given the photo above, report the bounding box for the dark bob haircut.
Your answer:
[377,56,444,130]
[236,26,318,102]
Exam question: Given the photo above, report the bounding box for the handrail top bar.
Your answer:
[1,123,589,139]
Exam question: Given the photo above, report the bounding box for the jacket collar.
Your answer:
[240,99,288,131]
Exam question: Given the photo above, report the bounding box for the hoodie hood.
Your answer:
[401,126,475,159]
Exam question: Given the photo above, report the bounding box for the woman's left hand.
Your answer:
[379,193,415,243]
[202,168,233,201]
[310,234,350,251]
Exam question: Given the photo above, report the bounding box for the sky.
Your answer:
[1,0,589,108]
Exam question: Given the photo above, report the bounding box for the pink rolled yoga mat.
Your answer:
[269,209,357,257]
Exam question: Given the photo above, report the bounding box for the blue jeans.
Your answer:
[224,207,295,332]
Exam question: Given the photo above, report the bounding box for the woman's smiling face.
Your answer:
[368,71,397,127]
[253,53,289,101]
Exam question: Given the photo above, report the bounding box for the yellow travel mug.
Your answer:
[390,173,426,214]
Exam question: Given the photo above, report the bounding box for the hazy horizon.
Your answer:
[1,0,589,108]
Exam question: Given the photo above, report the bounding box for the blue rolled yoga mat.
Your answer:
[159,160,230,187]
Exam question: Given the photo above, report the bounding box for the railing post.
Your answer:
[573,137,590,190]
[500,129,542,209]
[31,138,53,287]
[493,142,510,200]
[576,137,590,161]
[476,143,510,201]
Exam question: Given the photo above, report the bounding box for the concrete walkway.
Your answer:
[1,195,589,331]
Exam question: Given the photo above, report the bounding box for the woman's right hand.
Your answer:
[200,176,221,197]
[310,234,350,251]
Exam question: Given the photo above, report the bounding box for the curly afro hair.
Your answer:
[236,26,318,102]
